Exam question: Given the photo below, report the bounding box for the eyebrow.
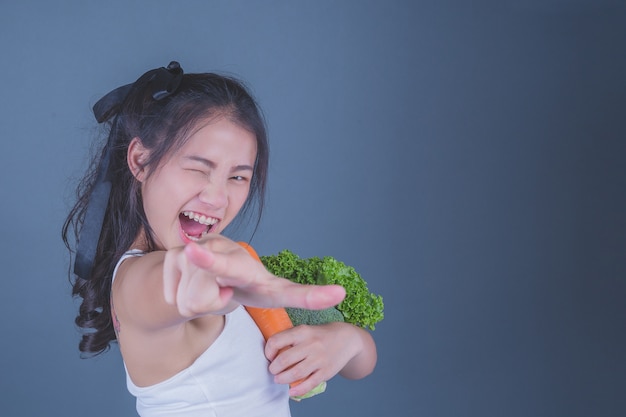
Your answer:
[184,155,254,172]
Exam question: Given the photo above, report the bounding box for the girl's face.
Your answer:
[129,117,257,250]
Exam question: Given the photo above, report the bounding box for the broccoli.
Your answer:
[285,306,345,327]
[261,250,384,330]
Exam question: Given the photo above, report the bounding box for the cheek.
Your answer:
[229,186,252,215]
[141,174,183,220]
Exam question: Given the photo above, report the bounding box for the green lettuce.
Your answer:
[261,250,384,330]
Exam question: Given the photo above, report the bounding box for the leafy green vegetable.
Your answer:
[261,250,384,330]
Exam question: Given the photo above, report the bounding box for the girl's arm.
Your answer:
[114,234,346,331]
[264,322,377,398]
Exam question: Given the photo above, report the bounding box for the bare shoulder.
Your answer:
[112,249,193,330]
[116,250,165,282]
[111,250,225,387]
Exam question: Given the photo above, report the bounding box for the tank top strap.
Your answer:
[112,249,144,284]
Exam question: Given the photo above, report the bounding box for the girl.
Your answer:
[63,61,377,416]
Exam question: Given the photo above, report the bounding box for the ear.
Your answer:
[127,137,150,182]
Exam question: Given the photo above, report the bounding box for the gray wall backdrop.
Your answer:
[1,1,625,416]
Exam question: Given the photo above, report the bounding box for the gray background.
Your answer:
[1,1,625,416]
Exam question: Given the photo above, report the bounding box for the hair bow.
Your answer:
[74,61,184,280]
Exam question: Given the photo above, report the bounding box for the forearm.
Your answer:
[338,324,377,380]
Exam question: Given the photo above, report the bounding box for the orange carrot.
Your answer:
[239,242,294,337]
[238,242,305,389]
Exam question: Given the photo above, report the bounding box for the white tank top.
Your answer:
[112,251,291,417]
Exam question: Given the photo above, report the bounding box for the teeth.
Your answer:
[182,211,218,226]
[182,228,212,242]
[184,232,199,241]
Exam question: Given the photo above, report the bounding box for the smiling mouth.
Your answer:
[180,211,219,241]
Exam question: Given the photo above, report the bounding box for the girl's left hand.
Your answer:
[264,322,376,398]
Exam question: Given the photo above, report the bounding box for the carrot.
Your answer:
[238,242,306,390]
[244,306,294,341]
[238,242,294,338]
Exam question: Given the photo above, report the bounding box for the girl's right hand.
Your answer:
[162,235,345,318]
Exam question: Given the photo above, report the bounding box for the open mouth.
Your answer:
[179,211,219,241]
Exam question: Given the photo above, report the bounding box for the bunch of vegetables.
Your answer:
[261,249,384,330]
[238,242,384,401]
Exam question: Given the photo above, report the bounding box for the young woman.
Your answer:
[63,61,376,416]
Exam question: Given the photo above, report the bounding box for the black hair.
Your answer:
[62,71,269,356]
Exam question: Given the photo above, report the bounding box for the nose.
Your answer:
[199,180,228,209]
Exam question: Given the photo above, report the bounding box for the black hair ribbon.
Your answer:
[74,61,184,280]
